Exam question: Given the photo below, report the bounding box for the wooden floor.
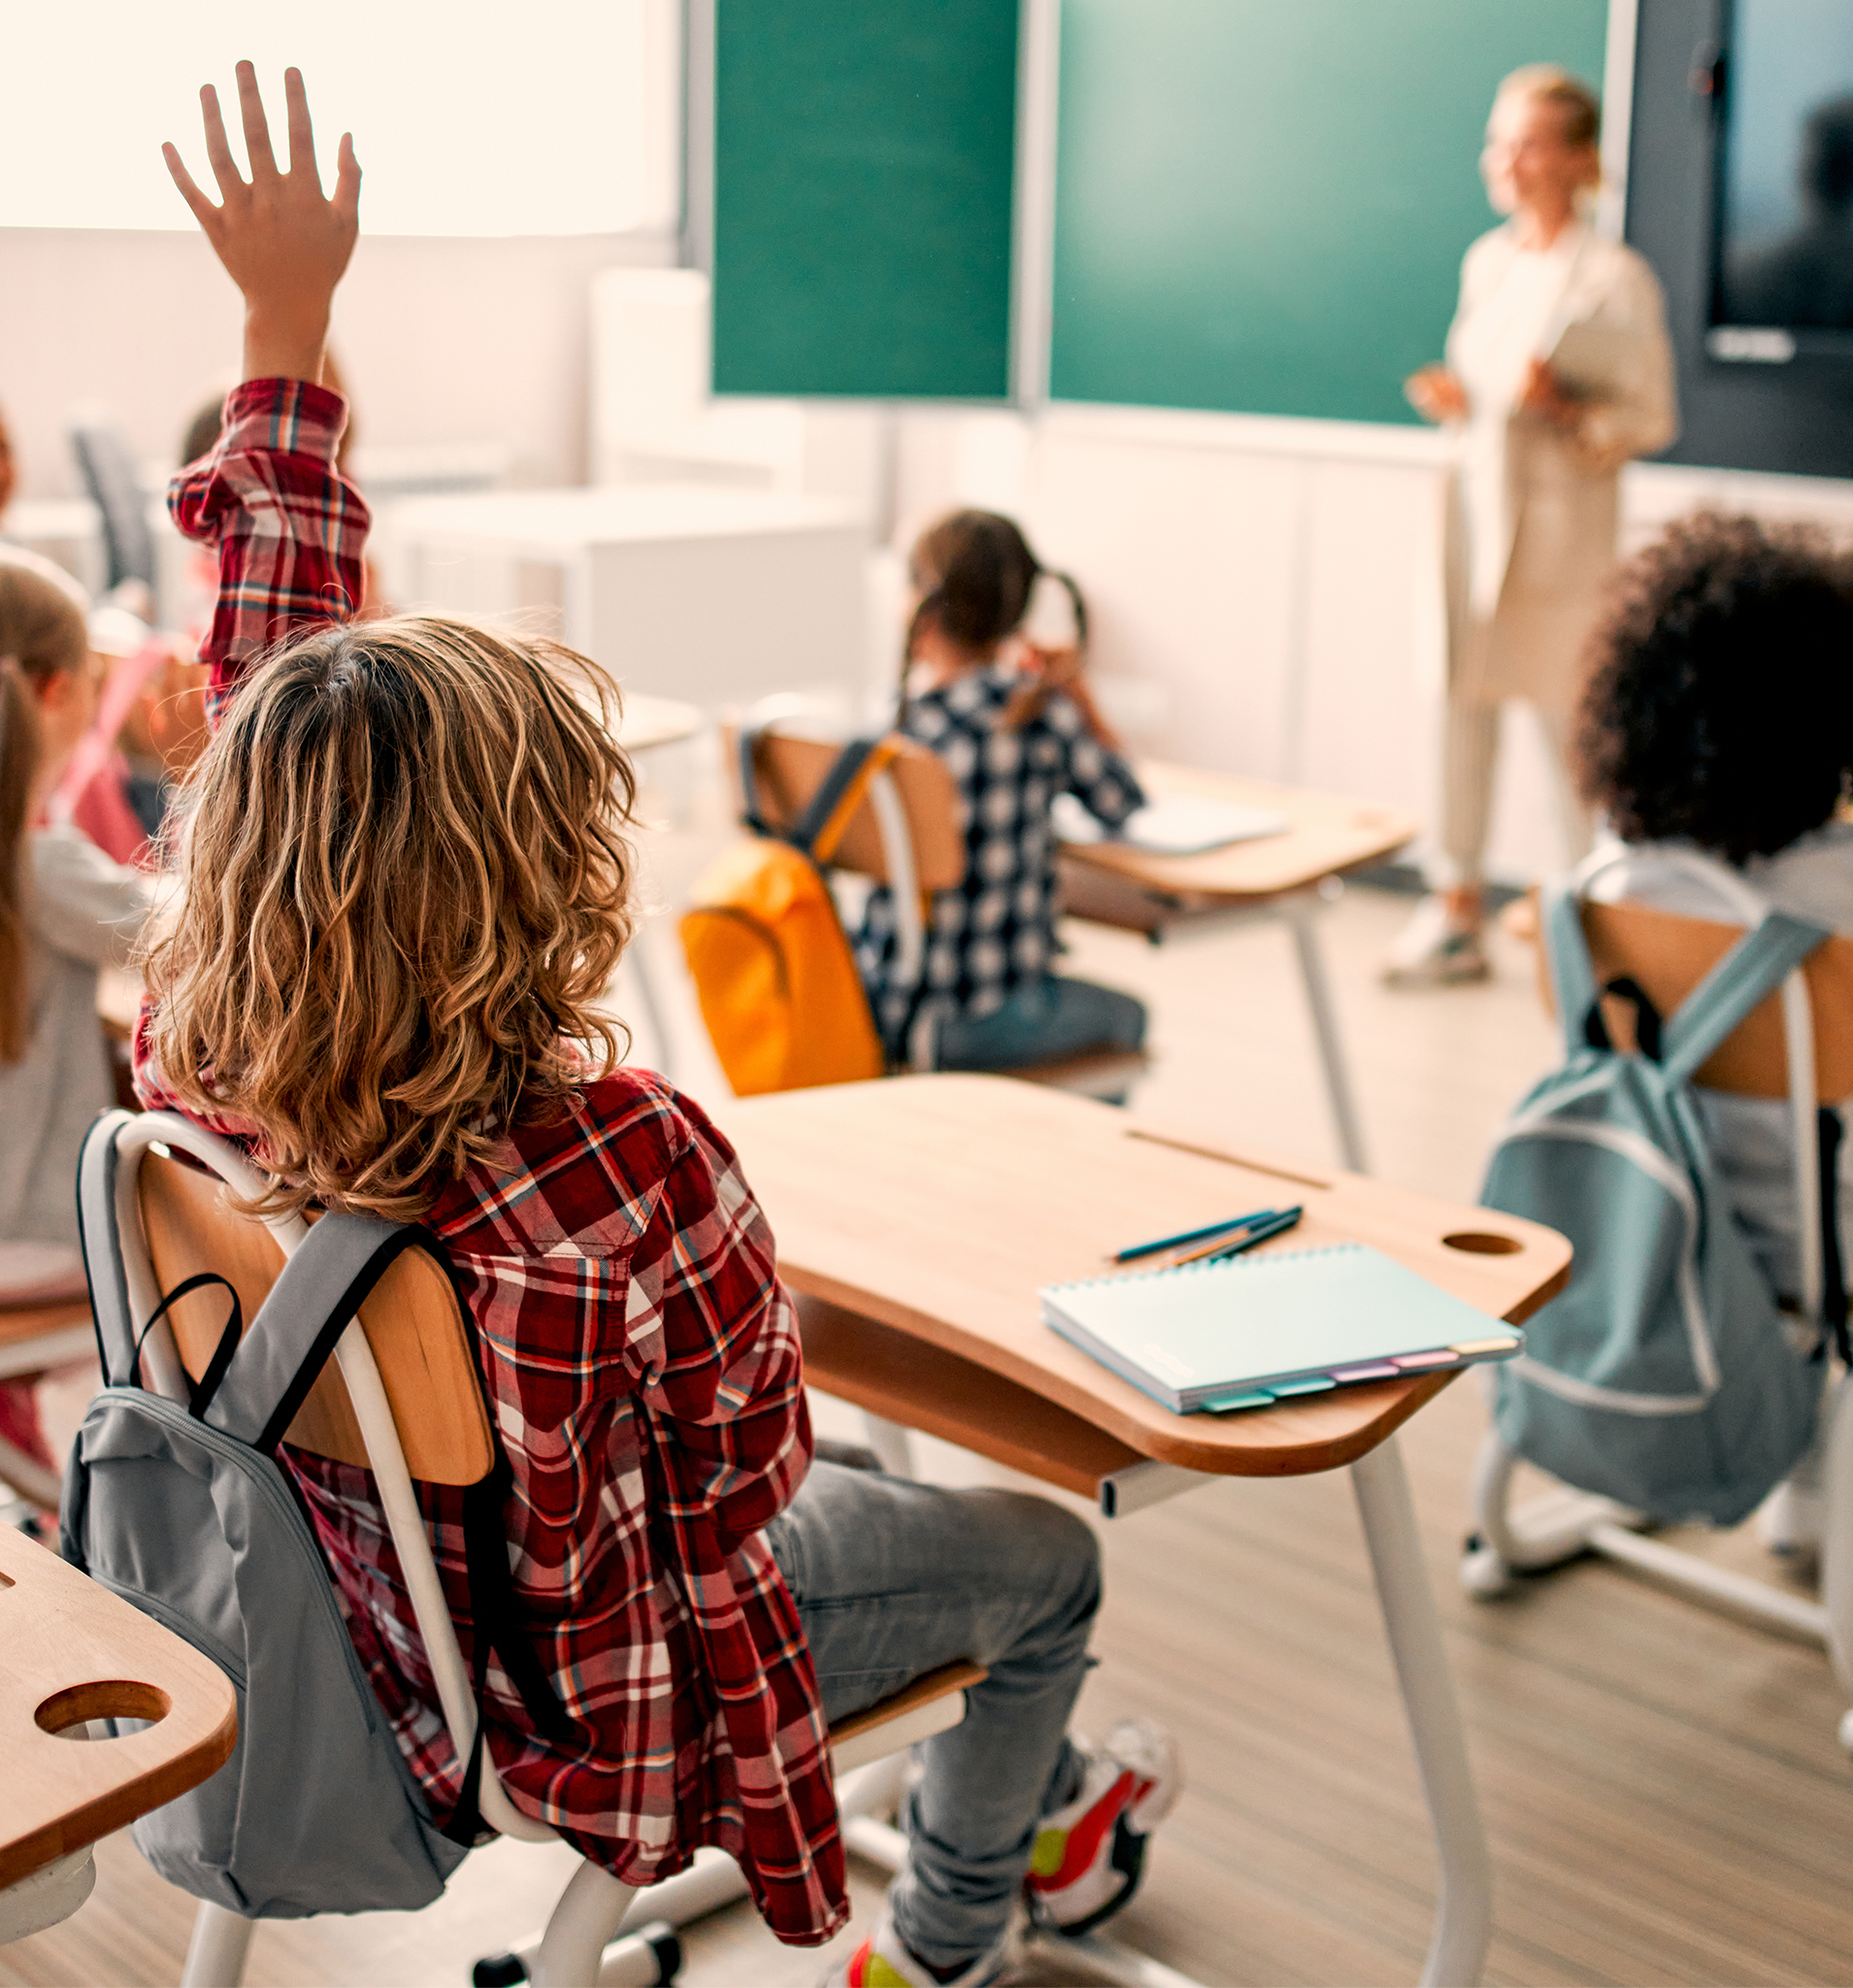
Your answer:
[10,825,1853,1986]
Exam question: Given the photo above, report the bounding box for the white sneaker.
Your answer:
[1024,1720,1182,1937]
[1382,896,1491,988]
[1759,1466,1826,1556]
[818,1906,1024,1987]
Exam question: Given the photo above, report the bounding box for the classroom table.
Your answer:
[717,1074,1571,1988]
[1059,761,1417,1175]
[388,484,867,711]
[0,1524,237,1943]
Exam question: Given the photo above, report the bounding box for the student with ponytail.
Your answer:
[859,509,1149,1074]
[0,548,154,1476]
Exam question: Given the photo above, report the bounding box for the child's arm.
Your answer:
[620,1111,812,1549]
[162,66,368,721]
[1048,690,1146,829]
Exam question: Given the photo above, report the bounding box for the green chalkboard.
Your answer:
[1049,0,1610,423]
[712,1,1020,399]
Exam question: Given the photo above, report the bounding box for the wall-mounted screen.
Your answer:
[1710,0,1853,361]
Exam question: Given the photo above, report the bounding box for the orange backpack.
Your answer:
[678,732,898,1096]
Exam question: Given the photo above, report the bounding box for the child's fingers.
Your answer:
[199,84,245,202]
[282,67,321,189]
[333,133,361,227]
[234,60,279,180]
[162,143,220,231]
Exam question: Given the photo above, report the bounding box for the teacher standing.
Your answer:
[1385,65,1677,987]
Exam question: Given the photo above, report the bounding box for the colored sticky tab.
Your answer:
[1270,1376,1338,1396]
[1201,1391,1276,1413]
[1450,1336,1520,1356]
[1331,1362,1401,1382]
[1392,1348,1459,1370]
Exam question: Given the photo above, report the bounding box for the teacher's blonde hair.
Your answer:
[1498,64,1601,153]
[143,616,639,1221]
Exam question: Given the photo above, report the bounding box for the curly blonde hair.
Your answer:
[142,615,638,1220]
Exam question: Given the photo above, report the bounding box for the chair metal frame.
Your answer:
[104,1111,975,1988]
[1461,849,1853,1748]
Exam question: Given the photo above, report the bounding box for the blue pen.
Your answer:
[1202,1205,1304,1262]
[1111,1207,1280,1265]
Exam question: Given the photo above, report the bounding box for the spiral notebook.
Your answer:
[1041,1242,1522,1415]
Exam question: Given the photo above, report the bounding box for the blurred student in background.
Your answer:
[0,549,154,1484]
[1389,64,1676,987]
[858,510,1148,1076]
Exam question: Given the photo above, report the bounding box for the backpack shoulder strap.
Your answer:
[786,734,898,860]
[1661,911,1830,1086]
[197,1211,579,1754]
[198,1212,428,1450]
[1541,884,1603,1058]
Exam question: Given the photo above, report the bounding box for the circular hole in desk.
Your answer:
[1441,1230,1523,1256]
[35,1679,171,1739]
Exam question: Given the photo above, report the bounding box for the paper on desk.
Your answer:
[1053,792,1291,856]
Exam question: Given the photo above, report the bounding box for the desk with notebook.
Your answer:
[1057,761,1417,1175]
[718,1074,1570,1987]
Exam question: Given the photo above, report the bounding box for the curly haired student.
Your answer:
[141,65,1176,1987]
[1577,513,1853,1548]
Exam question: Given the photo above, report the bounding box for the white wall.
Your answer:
[0,227,677,500]
[888,400,1853,887]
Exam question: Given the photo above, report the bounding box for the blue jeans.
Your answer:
[935,975,1147,1073]
[764,1462,1099,1969]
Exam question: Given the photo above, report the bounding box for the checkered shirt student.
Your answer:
[854,664,1145,1054]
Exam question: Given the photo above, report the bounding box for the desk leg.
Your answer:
[1282,891,1370,1175]
[1350,1436,1492,1988]
[181,1903,254,1987]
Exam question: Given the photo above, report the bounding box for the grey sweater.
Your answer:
[1,825,153,1248]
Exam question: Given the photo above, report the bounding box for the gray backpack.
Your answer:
[60,1111,569,1918]
[1479,885,1832,1527]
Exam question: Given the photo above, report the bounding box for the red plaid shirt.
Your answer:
[140,378,847,1942]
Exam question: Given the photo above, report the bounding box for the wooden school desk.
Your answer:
[0,1525,237,1943]
[1059,761,1416,1175]
[717,1075,1571,1988]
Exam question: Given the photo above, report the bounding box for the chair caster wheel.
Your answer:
[473,1957,526,1988]
[1459,1535,1514,1599]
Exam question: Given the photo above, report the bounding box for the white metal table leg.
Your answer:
[1350,1436,1492,1988]
[181,1902,255,1987]
[1281,890,1370,1175]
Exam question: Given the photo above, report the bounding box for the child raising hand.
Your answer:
[143,67,1177,1985]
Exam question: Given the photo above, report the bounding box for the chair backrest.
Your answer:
[725,725,965,890]
[138,1153,492,1486]
[68,417,156,593]
[1540,896,1853,1101]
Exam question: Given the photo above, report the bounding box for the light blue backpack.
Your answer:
[1479,883,1829,1526]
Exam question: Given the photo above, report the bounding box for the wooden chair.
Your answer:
[0,1245,97,1509]
[1470,885,1853,1749]
[728,724,1149,1096]
[99,1111,983,1988]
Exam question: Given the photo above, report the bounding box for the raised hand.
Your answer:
[164,63,360,384]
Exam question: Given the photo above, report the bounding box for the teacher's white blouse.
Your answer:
[1443,220,1677,707]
